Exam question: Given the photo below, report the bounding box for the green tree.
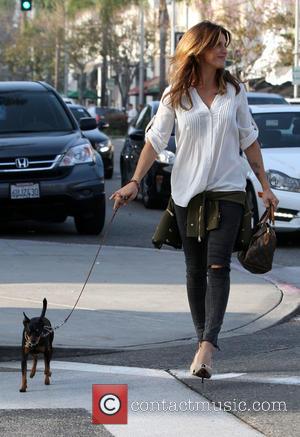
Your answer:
[62,0,138,105]
[4,9,56,82]
[66,19,100,103]
[0,1,16,80]
[264,4,294,68]
[159,0,169,96]
[107,5,155,108]
[95,0,138,106]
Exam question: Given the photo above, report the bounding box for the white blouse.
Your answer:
[145,82,259,207]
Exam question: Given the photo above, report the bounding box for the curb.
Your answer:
[223,260,300,337]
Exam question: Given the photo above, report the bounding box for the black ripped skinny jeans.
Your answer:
[173,199,244,351]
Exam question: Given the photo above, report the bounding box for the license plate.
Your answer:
[10,183,40,199]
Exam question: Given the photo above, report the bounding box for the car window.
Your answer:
[135,106,151,130]
[248,97,286,105]
[70,106,90,122]
[253,112,300,148]
[0,91,74,133]
[95,108,109,116]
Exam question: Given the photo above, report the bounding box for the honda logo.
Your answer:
[15,158,29,169]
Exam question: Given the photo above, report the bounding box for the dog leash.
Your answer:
[44,205,120,335]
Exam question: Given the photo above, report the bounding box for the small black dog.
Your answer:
[20,298,54,393]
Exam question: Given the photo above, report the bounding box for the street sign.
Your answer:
[293,67,300,85]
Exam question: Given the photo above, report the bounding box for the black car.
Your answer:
[0,81,105,234]
[120,102,175,208]
[67,103,114,179]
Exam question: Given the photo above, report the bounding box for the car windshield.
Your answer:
[248,97,286,105]
[253,112,300,148]
[0,91,74,134]
[70,106,91,122]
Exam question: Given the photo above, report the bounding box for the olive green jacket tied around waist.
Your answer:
[152,191,253,252]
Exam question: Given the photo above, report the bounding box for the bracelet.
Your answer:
[128,178,140,190]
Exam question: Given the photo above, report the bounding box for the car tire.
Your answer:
[74,199,105,235]
[141,177,157,209]
[246,182,259,229]
[105,167,113,179]
[120,159,127,187]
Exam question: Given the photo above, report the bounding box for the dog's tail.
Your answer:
[40,298,47,319]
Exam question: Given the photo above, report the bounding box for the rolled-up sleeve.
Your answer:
[237,84,259,151]
[145,85,175,154]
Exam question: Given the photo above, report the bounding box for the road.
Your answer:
[0,138,299,268]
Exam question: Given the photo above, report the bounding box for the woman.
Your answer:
[110,21,279,382]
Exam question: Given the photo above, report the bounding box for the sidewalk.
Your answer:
[0,360,263,437]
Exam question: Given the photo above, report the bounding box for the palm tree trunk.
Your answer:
[159,0,169,97]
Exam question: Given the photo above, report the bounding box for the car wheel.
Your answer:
[246,183,259,229]
[120,159,128,187]
[141,177,157,209]
[105,167,113,179]
[74,199,105,235]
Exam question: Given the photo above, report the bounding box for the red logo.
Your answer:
[92,384,128,424]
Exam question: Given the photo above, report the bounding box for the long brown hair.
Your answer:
[164,20,241,110]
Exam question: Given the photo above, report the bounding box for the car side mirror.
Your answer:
[128,129,145,141]
[79,117,97,131]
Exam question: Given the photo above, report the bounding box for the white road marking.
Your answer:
[173,369,247,380]
[171,368,300,385]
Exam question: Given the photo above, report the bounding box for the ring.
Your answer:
[123,195,128,201]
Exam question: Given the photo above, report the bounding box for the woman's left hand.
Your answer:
[261,188,279,210]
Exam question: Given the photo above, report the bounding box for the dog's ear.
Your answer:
[23,312,30,325]
[40,298,47,320]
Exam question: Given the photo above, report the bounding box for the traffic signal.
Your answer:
[20,0,32,11]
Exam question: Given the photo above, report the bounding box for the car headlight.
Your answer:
[156,150,175,165]
[95,139,112,153]
[266,169,300,192]
[59,144,95,166]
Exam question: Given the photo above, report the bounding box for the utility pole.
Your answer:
[294,0,299,98]
[139,1,144,106]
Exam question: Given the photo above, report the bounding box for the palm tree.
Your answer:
[159,0,169,97]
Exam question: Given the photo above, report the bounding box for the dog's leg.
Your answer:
[20,350,29,392]
[30,355,38,378]
[44,350,51,385]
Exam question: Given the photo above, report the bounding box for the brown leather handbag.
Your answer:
[237,205,276,274]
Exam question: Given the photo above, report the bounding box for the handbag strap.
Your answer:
[259,204,275,226]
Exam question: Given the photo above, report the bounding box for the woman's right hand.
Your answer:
[109,181,139,210]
